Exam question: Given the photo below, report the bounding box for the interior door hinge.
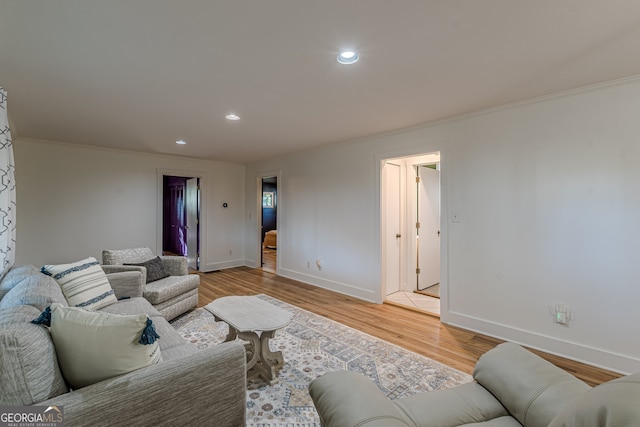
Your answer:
[415,176,420,183]
[416,268,421,274]
[416,222,420,229]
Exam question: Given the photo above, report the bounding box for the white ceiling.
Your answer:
[2,1,640,163]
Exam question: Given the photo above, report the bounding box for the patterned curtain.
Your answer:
[0,88,16,279]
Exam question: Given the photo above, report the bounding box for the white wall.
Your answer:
[15,139,246,271]
[245,77,640,374]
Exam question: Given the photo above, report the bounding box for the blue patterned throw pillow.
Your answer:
[41,257,117,310]
[124,256,170,284]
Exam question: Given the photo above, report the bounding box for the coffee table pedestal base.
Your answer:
[220,322,284,385]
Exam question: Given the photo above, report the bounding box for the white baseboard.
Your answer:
[244,258,259,268]
[278,267,376,302]
[444,311,640,375]
[202,259,246,272]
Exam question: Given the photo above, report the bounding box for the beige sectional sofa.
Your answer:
[0,264,246,427]
[309,342,640,427]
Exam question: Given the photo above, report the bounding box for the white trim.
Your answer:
[156,168,208,272]
[255,169,282,274]
[445,311,640,375]
[203,259,246,272]
[278,267,377,302]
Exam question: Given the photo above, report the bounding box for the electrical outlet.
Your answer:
[229,250,232,256]
[550,304,571,326]
[316,259,322,271]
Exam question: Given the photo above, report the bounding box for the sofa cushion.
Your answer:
[124,256,170,283]
[143,274,200,304]
[102,247,154,265]
[0,307,68,405]
[47,303,162,389]
[0,265,41,301]
[395,381,510,426]
[96,297,186,351]
[548,373,640,427]
[0,305,49,325]
[99,296,162,317]
[0,272,67,311]
[41,257,117,310]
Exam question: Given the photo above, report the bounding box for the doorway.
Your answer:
[260,176,277,273]
[162,175,200,270]
[381,153,441,316]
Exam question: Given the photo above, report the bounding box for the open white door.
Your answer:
[186,178,199,270]
[417,165,440,289]
[383,162,402,295]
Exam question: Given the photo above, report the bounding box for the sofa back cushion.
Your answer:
[0,272,67,311]
[0,305,68,405]
[473,343,591,427]
[102,247,154,265]
[548,373,640,427]
[0,265,41,301]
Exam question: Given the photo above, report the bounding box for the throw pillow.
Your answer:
[33,303,161,389]
[41,257,117,310]
[124,256,170,283]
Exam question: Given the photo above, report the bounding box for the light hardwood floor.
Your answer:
[195,266,620,387]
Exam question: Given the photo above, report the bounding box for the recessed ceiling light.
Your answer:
[176,140,187,145]
[337,50,359,65]
[225,114,240,121]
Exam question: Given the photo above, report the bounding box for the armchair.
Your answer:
[102,247,199,321]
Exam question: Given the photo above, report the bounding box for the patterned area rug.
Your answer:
[172,294,471,427]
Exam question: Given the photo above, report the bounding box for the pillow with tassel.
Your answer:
[32,303,161,389]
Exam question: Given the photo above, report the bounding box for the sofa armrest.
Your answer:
[159,256,188,276]
[473,343,591,427]
[102,264,147,284]
[309,371,414,427]
[106,271,144,299]
[39,341,247,427]
[549,373,640,427]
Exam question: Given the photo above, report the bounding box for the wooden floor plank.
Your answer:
[193,266,620,386]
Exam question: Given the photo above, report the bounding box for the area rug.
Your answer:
[172,294,471,427]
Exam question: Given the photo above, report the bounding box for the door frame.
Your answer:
[156,168,207,272]
[377,150,449,319]
[255,169,281,273]
[185,177,200,270]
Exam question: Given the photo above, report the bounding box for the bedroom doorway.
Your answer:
[260,176,278,273]
[162,175,200,270]
[381,152,441,317]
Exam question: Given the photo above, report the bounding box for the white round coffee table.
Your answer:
[204,295,293,384]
